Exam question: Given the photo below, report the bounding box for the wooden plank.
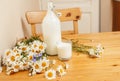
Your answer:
[1,32,120,81]
[26,8,81,24]
[26,7,81,36]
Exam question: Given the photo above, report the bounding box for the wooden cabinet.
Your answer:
[39,0,100,33]
[113,1,120,31]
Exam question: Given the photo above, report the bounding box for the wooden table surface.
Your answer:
[1,32,120,81]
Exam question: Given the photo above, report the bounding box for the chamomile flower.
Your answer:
[89,48,101,58]
[89,43,104,58]
[3,36,50,76]
[14,52,21,59]
[33,62,42,73]
[40,59,49,69]
[4,49,13,64]
[31,46,40,54]
[96,44,104,54]
[45,69,56,80]
[12,53,22,62]
[15,53,21,57]
[5,49,12,57]
[31,41,46,54]
[12,62,20,72]
[13,47,19,53]
[38,42,46,53]
[19,45,28,52]
[57,65,66,76]
[39,44,44,51]
[31,43,38,49]
[31,40,41,48]
[20,61,29,70]
[30,48,35,53]
[7,54,16,64]
[28,52,34,61]
[23,63,29,70]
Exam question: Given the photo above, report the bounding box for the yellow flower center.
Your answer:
[14,65,20,69]
[10,56,15,62]
[32,49,34,52]
[47,72,53,78]
[39,45,43,50]
[13,49,17,52]
[22,47,26,51]
[23,63,27,66]
[6,51,10,56]
[16,53,20,56]
[35,64,39,69]
[29,56,33,60]
[42,62,46,67]
[60,69,63,73]
[34,44,37,48]
[36,51,40,53]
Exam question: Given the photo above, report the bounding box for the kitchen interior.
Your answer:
[1,1,120,80]
[0,0,120,54]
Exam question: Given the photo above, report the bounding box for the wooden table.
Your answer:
[1,32,120,81]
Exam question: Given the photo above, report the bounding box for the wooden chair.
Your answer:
[26,7,81,36]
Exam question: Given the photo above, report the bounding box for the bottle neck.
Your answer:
[47,0,54,12]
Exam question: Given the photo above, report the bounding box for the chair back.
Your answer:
[26,8,81,36]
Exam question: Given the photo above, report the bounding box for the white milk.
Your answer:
[57,42,72,60]
[42,1,61,55]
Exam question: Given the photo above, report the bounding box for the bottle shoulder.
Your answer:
[43,11,60,22]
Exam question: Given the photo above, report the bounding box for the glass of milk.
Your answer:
[57,40,72,60]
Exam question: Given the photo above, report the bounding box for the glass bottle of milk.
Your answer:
[42,0,61,55]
